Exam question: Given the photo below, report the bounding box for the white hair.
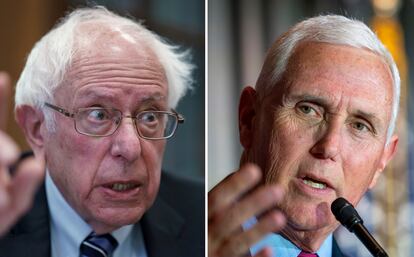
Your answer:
[15,6,193,130]
[255,15,400,143]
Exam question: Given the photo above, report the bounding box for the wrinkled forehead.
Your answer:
[269,42,392,94]
[51,22,169,107]
[73,21,159,61]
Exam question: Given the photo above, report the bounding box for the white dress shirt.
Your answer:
[244,217,332,257]
[45,171,148,257]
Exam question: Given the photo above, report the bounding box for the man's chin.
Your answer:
[87,206,146,234]
[283,202,337,232]
[286,216,336,233]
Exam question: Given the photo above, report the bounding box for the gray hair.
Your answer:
[15,6,193,130]
[255,15,400,143]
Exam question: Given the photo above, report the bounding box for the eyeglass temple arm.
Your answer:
[44,102,74,118]
[172,109,184,124]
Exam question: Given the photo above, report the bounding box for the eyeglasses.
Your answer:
[44,102,184,140]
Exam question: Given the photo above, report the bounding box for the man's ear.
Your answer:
[239,86,257,150]
[369,135,399,189]
[15,105,46,156]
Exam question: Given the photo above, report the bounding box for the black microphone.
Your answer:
[331,197,388,257]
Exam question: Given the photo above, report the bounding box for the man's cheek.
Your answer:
[274,109,300,131]
[69,135,96,154]
[342,175,371,205]
[144,141,165,165]
[273,114,315,150]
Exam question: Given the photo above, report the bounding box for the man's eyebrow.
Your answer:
[353,110,382,125]
[79,90,117,101]
[286,93,331,106]
[140,93,166,104]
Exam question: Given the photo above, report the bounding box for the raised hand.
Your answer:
[209,164,286,257]
[0,72,45,236]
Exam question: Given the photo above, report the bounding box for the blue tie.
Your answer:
[79,232,118,257]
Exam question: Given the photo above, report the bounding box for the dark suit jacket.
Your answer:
[0,171,204,257]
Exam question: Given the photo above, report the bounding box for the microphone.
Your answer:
[331,197,388,257]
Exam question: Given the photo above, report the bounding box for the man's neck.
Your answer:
[280,224,337,252]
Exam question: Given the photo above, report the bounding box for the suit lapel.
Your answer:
[141,194,185,257]
[0,184,51,257]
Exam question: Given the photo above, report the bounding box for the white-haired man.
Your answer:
[209,15,399,257]
[0,7,203,257]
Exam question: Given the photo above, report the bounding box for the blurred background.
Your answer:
[0,0,205,181]
[209,0,413,256]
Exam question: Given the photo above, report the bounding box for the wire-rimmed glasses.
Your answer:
[44,102,184,140]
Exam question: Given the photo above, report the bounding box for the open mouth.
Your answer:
[302,177,328,190]
[104,183,139,192]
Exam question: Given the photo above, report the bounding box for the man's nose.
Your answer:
[310,122,341,161]
[110,117,141,162]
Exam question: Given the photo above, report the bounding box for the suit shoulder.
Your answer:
[159,171,204,200]
[158,172,204,221]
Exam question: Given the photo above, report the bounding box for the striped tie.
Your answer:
[298,251,318,257]
[79,232,118,257]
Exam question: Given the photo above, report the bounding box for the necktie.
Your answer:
[80,232,118,257]
[298,251,318,257]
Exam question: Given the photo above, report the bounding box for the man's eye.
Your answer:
[140,112,158,123]
[298,104,318,116]
[351,122,369,132]
[88,109,110,121]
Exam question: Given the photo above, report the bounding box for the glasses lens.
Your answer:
[136,112,178,139]
[75,108,120,136]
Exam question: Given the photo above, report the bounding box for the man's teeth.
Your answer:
[303,179,327,189]
[111,183,136,191]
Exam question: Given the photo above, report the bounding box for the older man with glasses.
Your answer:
[0,6,203,257]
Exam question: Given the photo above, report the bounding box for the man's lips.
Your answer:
[299,174,334,190]
[99,180,143,202]
[100,180,142,192]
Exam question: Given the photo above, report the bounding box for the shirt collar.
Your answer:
[244,217,333,257]
[45,170,133,256]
